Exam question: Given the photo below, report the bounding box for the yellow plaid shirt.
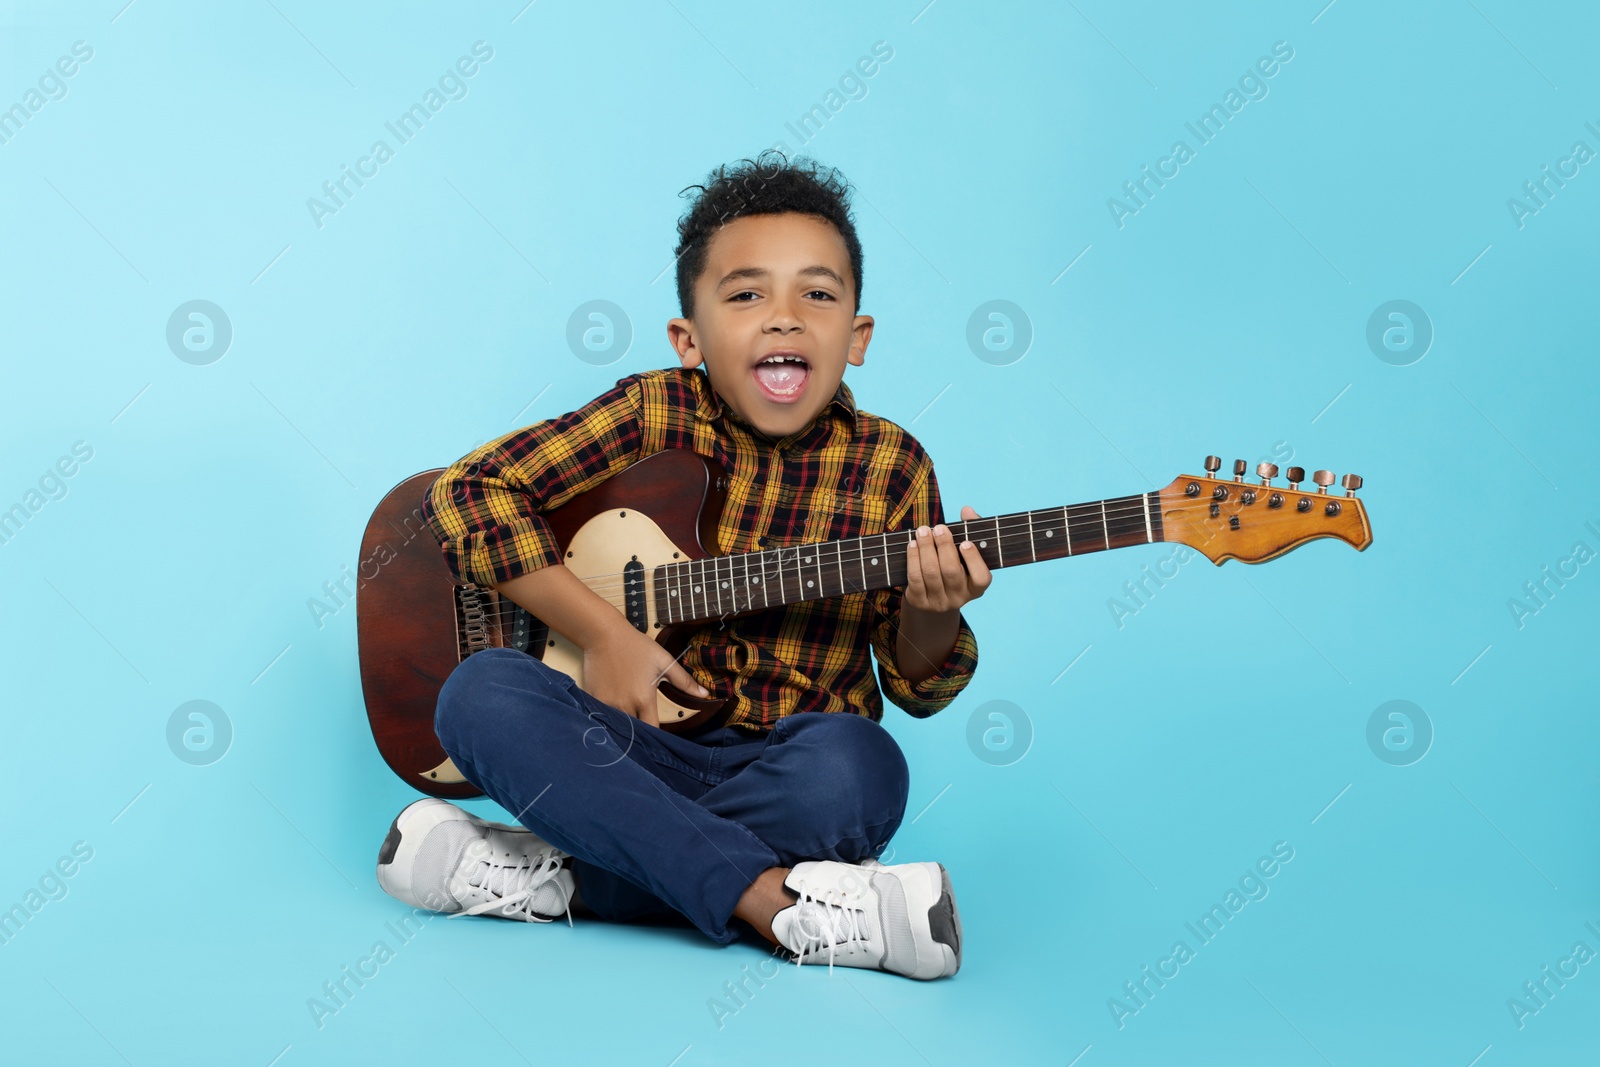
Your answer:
[421,366,979,732]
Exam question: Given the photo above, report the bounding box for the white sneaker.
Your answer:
[770,859,962,980]
[376,798,574,924]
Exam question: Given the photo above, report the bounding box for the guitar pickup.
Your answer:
[623,559,648,632]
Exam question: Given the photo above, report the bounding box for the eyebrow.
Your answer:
[715,265,847,291]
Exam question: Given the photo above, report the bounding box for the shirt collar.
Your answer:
[691,367,861,440]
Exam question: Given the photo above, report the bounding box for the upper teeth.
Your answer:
[762,356,804,365]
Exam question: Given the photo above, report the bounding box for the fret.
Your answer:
[1061,505,1071,556]
[757,547,769,609]
[1141,493,1153,544]
[774,547,790,605]
[684,561,693,622]
[1026,511,1036,562]
[856,536,868,592]
[681,560,691,622]
[865,533,887,588]
[1099,500,1110,551]
[991,514,1003,567]
[1062,505,1088,556]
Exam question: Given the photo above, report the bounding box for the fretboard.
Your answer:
[656,492,1163,625]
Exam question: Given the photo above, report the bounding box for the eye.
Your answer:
[806,289,835,300]
[728,290,759,302]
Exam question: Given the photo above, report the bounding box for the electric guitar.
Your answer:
[357,450,1372,799]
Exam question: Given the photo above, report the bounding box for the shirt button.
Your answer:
[758,536,770,547]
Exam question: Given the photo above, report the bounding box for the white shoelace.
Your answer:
[453,847,573,926]
[786,887,870,973]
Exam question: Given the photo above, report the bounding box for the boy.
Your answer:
[376,152,991,980]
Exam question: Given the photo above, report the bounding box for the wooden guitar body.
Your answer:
[357,450,735,799]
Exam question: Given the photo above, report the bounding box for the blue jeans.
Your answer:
[434,648,911,944]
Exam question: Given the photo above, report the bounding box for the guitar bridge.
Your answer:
[454,584,548,661]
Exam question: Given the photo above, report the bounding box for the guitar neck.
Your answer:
[657,492,1163,626]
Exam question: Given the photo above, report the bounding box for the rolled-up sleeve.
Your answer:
[868,447,980,718]
[421,375,646,587]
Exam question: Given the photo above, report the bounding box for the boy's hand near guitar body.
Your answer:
[494,562,709,728]
[582,624,706,728]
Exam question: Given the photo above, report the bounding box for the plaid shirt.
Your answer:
[422,366,979,732]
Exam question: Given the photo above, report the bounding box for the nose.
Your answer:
[763,290,804,333]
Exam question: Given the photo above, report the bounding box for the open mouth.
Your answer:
[752,354,810,403]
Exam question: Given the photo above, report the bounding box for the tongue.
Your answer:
[754,362,806,393]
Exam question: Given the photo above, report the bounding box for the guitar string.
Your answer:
[498,499,1358,608]
[491,498,1162,601]
[544,500,1356,603]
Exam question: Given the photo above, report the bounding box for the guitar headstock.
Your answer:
[1159,457,1373,565]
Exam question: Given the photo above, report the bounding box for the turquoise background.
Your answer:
[2,0,1596,1064]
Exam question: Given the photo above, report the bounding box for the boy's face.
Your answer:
[668,212,873,441]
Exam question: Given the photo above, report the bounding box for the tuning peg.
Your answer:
[1204,455,1221,477]
[1312,470,1335,494]
[1342,473,1363,497]
[1286,466,1305,490]
[1232,459,1247,482]
[1256,462,1279,486]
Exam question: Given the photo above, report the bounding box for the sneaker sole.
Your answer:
[931,864,962,975]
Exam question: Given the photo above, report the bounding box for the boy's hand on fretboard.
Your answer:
[903,505,992,614]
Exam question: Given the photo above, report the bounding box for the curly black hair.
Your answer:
[673,149,864,319]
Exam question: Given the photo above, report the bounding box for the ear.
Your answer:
[667,317,703,369]
[848,314,874,366]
